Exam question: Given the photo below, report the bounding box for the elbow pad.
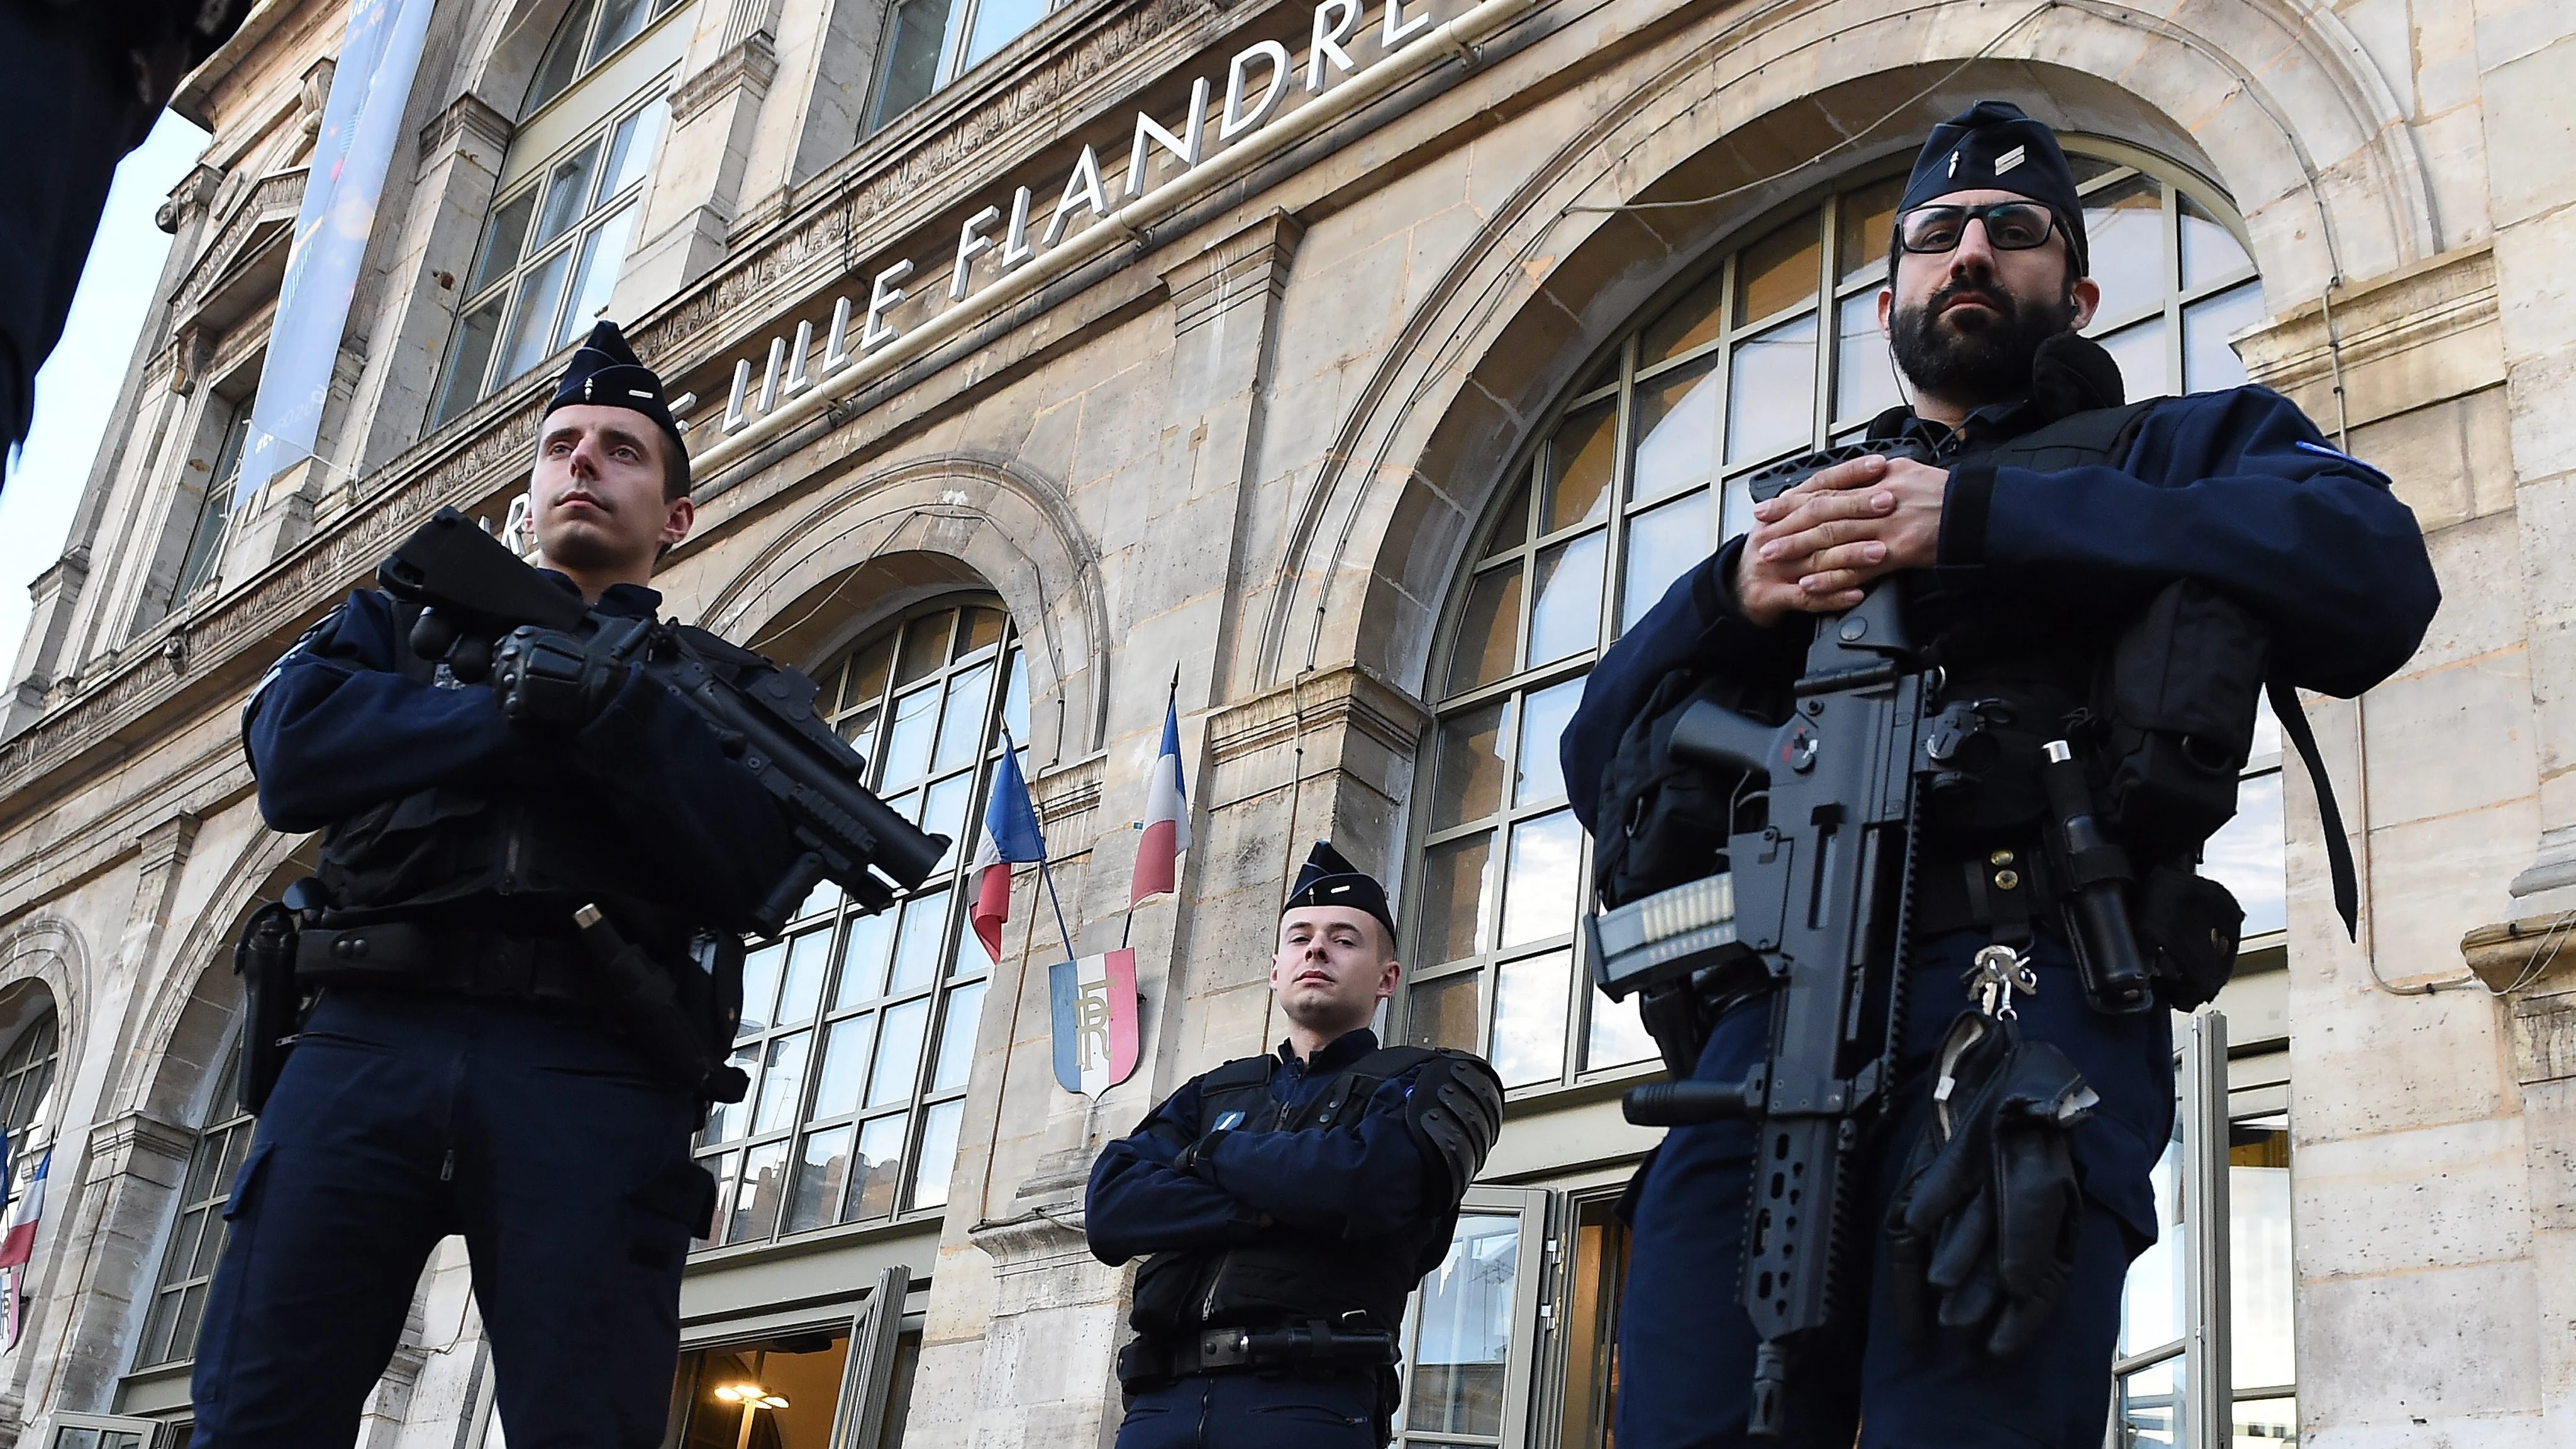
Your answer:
[1406,1051,1505,1199]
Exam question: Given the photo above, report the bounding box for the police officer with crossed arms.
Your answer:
[1087,843,1507,1448]
[1564,104,2440,1446]
[196,323,802,1446]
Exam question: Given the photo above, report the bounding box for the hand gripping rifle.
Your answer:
[376,508,949,937]
[1594,441,1987,1436]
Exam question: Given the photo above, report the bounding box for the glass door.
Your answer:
[1393,1187,1553,1449]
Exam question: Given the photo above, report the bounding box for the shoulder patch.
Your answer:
[2293,438,2392,485]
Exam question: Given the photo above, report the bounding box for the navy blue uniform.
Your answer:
[1573,386,2437,1447]
[1089,1029,1450,1449]
[194,575,797,1449]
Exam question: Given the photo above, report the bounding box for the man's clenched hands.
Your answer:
[1732,453,1951,626]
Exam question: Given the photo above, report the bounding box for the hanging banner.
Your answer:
[235,0,438,506]
[1049,948,1140,1096]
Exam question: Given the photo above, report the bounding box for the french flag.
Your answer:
[0,1148,48,1270]
[1130,692,1191,905]
[971,740,1047,961]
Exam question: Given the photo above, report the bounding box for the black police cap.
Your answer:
[546,321,689,484]
[1899,100,2089,275]
[1284,841,1398,948]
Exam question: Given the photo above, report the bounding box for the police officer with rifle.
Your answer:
[197,323,946,1447]
[1563,104,2440,1446]
[1087,843,1506,1448]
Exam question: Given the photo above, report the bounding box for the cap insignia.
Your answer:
[1996,143,2027,175]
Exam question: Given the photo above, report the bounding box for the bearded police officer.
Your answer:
[194,323,802,1447]
[1087,843,1507,1448]
[1564,104,2439,1446]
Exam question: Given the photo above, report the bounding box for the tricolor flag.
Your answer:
[1050,948,1141,1096]
[970,741,1046,962]
[0,1149,47,1270]
[1130,691,1191,906]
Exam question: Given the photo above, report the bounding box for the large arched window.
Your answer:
[0,1006,58,1160]
[133,1036,254,1369]
[694,599,1030,1249]
[431,0,691,425]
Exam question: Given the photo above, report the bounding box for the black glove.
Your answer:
[1885,1010,2099,1357]
[490,625,630,733]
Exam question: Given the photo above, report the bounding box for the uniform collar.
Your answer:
[1278,1026,1380,1074]
[1868,395,2043,452]
[533,567,663,619]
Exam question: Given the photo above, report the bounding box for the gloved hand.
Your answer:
[1885,1009,2100,1357]
[489,625,630,733]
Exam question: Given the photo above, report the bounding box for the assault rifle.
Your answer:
[1600,440,1979,1436]
[377,508,948,936]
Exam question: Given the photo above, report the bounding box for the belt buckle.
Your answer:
[1197,1328,1252,1369]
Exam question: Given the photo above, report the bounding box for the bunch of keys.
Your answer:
[1965,943,2038,1019]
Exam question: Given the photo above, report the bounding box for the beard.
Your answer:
[1890,275,2079,411]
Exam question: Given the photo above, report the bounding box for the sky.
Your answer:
[0,112,214,675]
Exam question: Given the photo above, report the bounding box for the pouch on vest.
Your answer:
[2134,865,2244,1011]
[1591,669,1775,909]
[2090,579,2270,862]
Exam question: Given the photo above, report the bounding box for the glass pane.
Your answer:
[880,686,941,786]
[935,661,996,771]
[1482,475,1530,559]
[2236,1396,2297,1449]
[1499,810,1582,948]
[1736,213,1822,325]
[797,879,843,923]
[2121,1132,2185,1355]
[1724,313,1818,465]
[497,244,576,382]
[601,100,665,201]
[1630,358,1719,502]
[1445,566,1522,697]
[1418,832,1492,967]
[2084,174,2166,325]
[870,998,932,1106]
[587,0,648,64]
[911,1099,965,1209]
[534,140,604,249]
[847,1115,908,1219]
[701,1045,760,1143]
[2202,770,2284,935]
[741,940,789,1034]
[1834,289,1902,426]
[553,206,636,349]
[525,0,596,114]
[964,0,1045,65]
[2118,1355,2184,1449]
[1586,992,1658,1072]
[470,191,537,294]
[838,637,896,716]
[2183,282,2262,393]
[920,772,973,872]
[2179,194,2251,290]
[931,980,987,1091]
[957,606,1005,658]
[2094,317,2168,401]
[1526,533,1605,667]
[777,930,831,1026]
[1491,950,1572,1089]
[2229,1116,2296,1392]
[889,890,951,994]
[435,297,506,422]
[786,1124,852,1233]
[1641,269,1727,365]
[1619,489,1711,631]
[1836,174,1906,282]
[870,0,958,130]
[753,1031,812,1134]
[1515,675,1583,806]
[1432,701,1508,831]
[813,1013,874,1119]
[732,1140,790,1243]
[1405,1214,1520,1435]
[898,615,952,684]
[838,911,897,1006]
[696,1150,738,1247]
[1543,407,1616,533]
[1404,972,1482,1052]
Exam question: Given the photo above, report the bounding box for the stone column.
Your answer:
[2464,919,2576,1442]
[612,0,781,314]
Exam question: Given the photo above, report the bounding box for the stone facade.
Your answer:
[0,0,2565,1445]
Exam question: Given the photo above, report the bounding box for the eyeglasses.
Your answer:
[1896,201,2062,254]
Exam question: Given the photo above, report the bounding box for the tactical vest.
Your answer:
[1128,1046,1458,1343]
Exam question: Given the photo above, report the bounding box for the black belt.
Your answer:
[1119,1322,1396,1385]
[297,921,591,1002]
[1910,841,2055,941]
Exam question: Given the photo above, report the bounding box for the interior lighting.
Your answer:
[711,1382,788,1409]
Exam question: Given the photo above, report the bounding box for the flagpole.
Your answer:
[1001,723,1081,963]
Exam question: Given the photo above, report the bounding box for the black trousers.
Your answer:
[190,989,713,1448]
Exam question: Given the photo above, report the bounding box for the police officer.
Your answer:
[1563,104,2440,1446]
[1087,843,1507,1448]
[194,323,801,1447]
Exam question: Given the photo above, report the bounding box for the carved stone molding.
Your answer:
[2462,915,2576,1085]
[415,91,512,176]
[969,1210,1092,1272]
[1031,752,1106,830]
[297,56,336,138]
[83,1109,196,1169]
[154,164,225,235]
[2233,243,2502,431]
[1160,208,1306,336]
[670,30,780,125]
[1206,665,1430,768]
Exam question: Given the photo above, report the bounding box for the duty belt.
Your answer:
[1119,1321,1397,1385]
[1910,841,2055,943]
[296,921,591,1002]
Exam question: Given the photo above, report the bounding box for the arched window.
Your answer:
[133,1036,254,1369]
[865,0,1056,133]
[431,0,692,425]
[695,599,1031,1249]
[0,1008,59,1152]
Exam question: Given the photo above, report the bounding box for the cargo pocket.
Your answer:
[625,1156,716,1272]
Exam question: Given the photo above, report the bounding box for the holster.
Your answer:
[232,899,307,1116]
